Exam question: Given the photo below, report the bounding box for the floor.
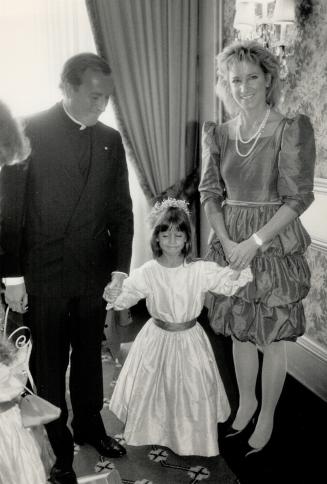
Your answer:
[198,308,326,484]
[72,301,326,484]
[71,311,238,483]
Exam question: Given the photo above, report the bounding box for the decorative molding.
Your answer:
[298,335,327,363]
[286,338,327,402]
[286,239,327,402]
[311,238,327,253]
[314,177,327,193]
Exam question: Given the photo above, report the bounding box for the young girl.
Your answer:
[0,337,47,484]
[104,199,252,457]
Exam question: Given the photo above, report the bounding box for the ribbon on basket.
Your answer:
[3,306,61,427]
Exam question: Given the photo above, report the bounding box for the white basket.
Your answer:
[77,469,122,484]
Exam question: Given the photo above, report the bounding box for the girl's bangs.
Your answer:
[157,221,186,233]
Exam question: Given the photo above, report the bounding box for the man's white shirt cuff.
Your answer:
[2,277,25,285]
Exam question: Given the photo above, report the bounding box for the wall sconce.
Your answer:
[233,0,297,80]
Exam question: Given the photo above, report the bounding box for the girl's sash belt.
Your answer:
[154,318,197,332]
[224,198,282,207]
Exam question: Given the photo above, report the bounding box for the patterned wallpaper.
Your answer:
[303,246,327,348]
[222,0,327,352]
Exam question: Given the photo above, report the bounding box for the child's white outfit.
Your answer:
[109,259,252,457]
[0,358,47,484]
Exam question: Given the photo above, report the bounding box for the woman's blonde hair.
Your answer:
[0,100,31,166]
[216,40,282,117]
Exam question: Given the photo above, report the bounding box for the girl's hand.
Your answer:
[229,270,241,281]
[228,237,258,271]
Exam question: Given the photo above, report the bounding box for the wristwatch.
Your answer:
[252,233,263,247]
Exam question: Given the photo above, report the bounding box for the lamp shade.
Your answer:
[234,1,256,30]
[273,0,295,24]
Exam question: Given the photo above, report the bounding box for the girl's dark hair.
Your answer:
[150,206,192,259]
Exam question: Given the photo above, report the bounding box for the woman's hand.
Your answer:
[228,237,258,271]
[221,239,238,263]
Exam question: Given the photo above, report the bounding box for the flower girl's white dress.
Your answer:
[109,259,252,457]
[0,355,47,484]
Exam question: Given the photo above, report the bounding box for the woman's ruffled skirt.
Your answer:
[205,205,311,345]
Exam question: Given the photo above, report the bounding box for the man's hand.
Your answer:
[5,282,28,313]
[103,272,126,304]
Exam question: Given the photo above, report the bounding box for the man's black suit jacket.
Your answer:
[0,103,133,296]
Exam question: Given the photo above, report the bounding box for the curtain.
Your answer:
[0,0,96,116]
[86,0,200,201]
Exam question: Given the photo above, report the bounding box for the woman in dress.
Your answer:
[104,199,252,457]
[0,100,48,483]
[0,99,30,280]
[199,40,315,456]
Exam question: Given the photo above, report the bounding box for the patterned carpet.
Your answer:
[72,347,239,484]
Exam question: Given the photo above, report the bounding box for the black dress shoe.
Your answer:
[49,465,78,484]
[74,434,126,458]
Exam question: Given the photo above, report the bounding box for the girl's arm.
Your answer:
[103,265,149,311]
[204,261,253,297]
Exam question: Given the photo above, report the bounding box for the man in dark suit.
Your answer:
[0,53,133,484]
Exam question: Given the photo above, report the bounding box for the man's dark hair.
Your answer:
[60,53,111,89]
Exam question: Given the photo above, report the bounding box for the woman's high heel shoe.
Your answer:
[225,406,258,439]
[243,423,273,457]
[243,441,266,458]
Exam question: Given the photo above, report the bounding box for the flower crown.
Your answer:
[148,198,191,227]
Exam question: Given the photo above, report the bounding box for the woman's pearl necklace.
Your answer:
[235,106,271,158]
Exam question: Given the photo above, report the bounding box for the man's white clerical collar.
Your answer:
[62,102,87,130]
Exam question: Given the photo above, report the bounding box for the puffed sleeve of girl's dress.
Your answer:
[278,114,316,215]
[201,261,253,297]
[198,121,226,208]
[110,265,150,310]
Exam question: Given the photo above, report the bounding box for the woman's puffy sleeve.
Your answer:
[111,266,149,310]
[202,261,253,297]
[199,121,225,207]
[278,114,316,215]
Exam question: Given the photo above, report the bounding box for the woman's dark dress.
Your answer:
[199,114,316,345]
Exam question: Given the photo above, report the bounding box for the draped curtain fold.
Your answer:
[86,0,199,201]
